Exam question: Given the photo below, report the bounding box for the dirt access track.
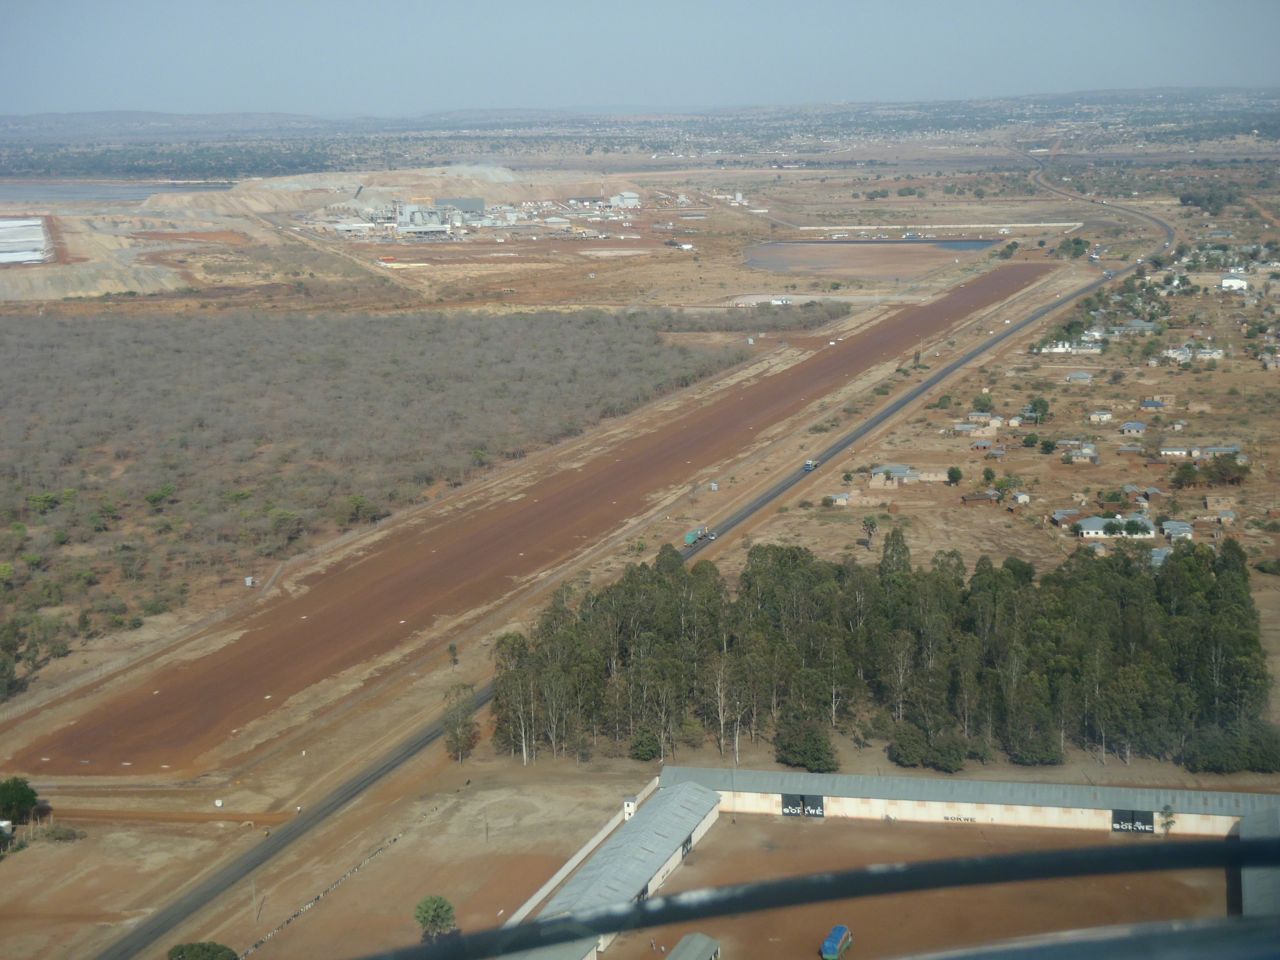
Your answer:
[5,263,1052,778]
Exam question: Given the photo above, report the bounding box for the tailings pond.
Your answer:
[746,238,998,279]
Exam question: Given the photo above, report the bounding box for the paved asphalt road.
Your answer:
[95,176,1173,960]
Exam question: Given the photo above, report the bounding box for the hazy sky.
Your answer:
[6,0,1280,116]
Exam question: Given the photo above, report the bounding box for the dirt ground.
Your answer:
[609,815,1226,960]
[1,263,1053,778]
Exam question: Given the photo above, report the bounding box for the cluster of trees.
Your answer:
[492,534,1276,775]
[1038,276,1172,349]
[1179,185,1244,216]
[1056,237,1090,259]
[1171,456,1251,490]
[0,306,771,702]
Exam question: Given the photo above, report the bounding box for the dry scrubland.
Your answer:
[0,302,845,701]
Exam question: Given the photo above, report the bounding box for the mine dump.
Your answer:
[0,216,50,264]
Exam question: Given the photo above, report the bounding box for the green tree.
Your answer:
[982,467,996,485]
[1171,463,1200,489]
[1039,438,1057,455]
[879,527,912,581]
[0,777,38,822]
[1029,397,1051,422]
[443,683,479,762]
[946,466,962,485]
[774,714,838,772]
[1022,433,1039,448]
[862,515,878,550]
[414,895,457,942]
[972,394,994,413]
[167,944,237,960]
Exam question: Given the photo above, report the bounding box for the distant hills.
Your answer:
[1,87,1277,144]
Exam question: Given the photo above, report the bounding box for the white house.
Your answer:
[1221,275,1249,293]
[1089,410,1113,424]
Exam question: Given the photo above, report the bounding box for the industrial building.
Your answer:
[506,781,720,960]
[659,766,1275,837]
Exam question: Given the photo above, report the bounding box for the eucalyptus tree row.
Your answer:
[492,532,1276,774]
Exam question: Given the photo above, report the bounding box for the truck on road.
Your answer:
[803,459,818,472]
[683,526,709,546]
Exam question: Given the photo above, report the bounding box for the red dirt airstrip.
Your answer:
[6,263,1052,777]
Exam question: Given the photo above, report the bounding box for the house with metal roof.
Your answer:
[1065,371,1093,385]
[1075,514,1155,539]
[870,464,917,482]
[1163,520,1194,541]
[1121,421,1146,436]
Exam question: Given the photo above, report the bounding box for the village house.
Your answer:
[1221,274,1249,292]
[1065,371,1094,385]
[1074,513,1156,540]
[1066,442,1100,465]
[1088,410,1113,424]
[1162,520,1194,542]
[1121,421,1147,437]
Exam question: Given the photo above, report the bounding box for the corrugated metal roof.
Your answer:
[1240,806,1280,917]
[503,936,597,960]
[541,781,719,920]
[660,767,1279,818]
[669,932,721,960]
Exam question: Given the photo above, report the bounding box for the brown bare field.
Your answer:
[2,262,1055,778]
[609,816,1226,960]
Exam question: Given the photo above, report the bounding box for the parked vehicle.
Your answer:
[821,924,853,959]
